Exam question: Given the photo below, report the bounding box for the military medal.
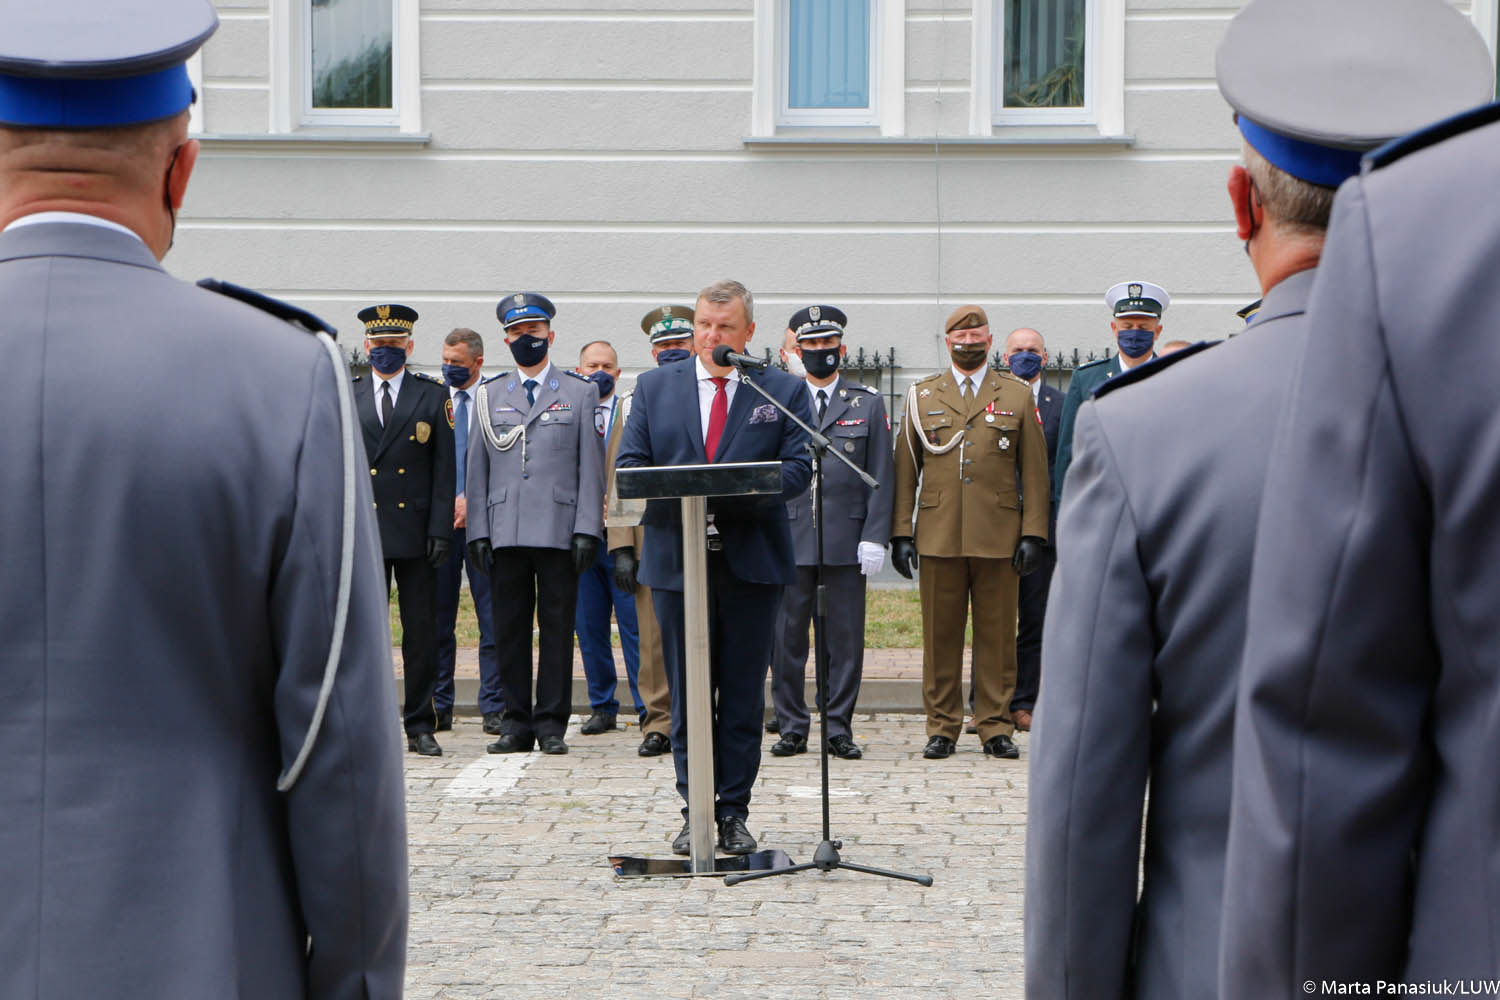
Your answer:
[999,437,1010,450]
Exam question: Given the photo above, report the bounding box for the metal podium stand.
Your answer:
[608,461,792,877]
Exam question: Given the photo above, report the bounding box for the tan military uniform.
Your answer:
[604,390,671,738]
[891,368,1050,742]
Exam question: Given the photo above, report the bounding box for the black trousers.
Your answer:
[386,557,439,736]
[490,546,577,740]
[769,564,866,739]
[1012,544,1057,713]
[653,553,783,822]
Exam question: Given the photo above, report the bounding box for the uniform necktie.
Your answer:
[705,376,728,461]
[960,377,972,399]
[454,390,469,494]
[524,378,537,408]
[816,389,828,422]
[380,380,393,426]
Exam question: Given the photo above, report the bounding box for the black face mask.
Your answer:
[507,334,549,368]
[801,348,840,379]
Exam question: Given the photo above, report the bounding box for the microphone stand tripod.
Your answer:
[720,361,932,888]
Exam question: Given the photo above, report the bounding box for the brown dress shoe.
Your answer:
[1013,709,1033,732]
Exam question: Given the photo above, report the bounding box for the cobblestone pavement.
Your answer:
[404,713,1029,999]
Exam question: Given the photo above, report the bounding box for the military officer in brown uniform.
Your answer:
[890,305,1049,760]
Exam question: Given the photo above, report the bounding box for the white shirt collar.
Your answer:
[807,376,840,403]
[950,365,984,392]
[374,368,406,394]
[695,355,741,384]
[4,211,145,244]
[519,362,554,387]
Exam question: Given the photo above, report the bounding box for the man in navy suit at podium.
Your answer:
[616,279,813,856]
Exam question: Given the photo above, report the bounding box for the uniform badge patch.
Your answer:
[416,421,431,443]
[548,378,559,391]
[919,388,932,398]
[445,397,455,429]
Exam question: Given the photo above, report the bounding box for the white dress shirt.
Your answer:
[950,365,985,396]
[373,369,406,425]
[695,355,741,444]
[805,376,841,420]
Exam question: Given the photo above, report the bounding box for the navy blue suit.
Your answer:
[1013,380,1062,713]
[617,357,813,820]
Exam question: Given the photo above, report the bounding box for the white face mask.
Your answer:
[783,351,807,379]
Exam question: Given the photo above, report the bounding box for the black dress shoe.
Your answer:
[539,735,569,755]
[923,735,956,759]
[407,733,442,756]
[638,731,670,757]
[770,733,808,756]
[487,733,533,754]
[482,711,504,736]
[717,816,757,855]
[435,712,453,732]
[764,718,780,734]
[983,734,1020,760]
[671,822,692,856]
[828,734,863,760]
[580,712,617,735]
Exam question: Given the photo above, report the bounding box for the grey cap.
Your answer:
[1217,0,1494,185]
[0,0,218,127]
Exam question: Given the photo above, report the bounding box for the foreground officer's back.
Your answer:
[1225,103,1500,996]
[0,3,408,994]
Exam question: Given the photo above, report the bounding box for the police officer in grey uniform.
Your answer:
[1024,3,1494,997]
[768,306,894,761]
[467,293,604,756]
[0,3,409,994]
[1221,15,1500,1000]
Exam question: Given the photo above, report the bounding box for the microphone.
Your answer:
[711,344,768,371]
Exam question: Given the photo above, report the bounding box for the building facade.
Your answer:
[176,0,1497,386]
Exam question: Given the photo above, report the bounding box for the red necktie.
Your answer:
[705,376,728,461]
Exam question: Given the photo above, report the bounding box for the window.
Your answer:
[780,0,877,125]
[968,0,1123,135]
[269,0,422,133]
[751,0,905,136]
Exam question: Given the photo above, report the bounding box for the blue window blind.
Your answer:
[1003,0,1086,109]
[788,0,871,109]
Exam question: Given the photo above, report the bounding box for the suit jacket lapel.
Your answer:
[526,372,560,426]
[711,369,759,459]
[376,375,418,458]
[820,384,851,431]
[934,373,965,421]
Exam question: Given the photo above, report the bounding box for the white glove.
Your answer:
[858,541,886,577]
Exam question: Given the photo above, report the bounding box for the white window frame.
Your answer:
[1473,0,1500,95]
[969,0,1123,135]
[752,0,906,136]
[269,0,422,133]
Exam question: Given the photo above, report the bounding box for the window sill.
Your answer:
[743,134,1134,150]
[194,132,431,151]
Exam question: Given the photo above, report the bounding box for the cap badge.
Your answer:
[810,306,821,321]
[1128,284,1142,298]
[662,306,672,317]
[377,304,391,321]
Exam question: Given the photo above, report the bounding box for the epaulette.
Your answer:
[1236,299,1263,324]
[915,371,944,384]
[1075,355,1114,371]
[1092,341,1219,401]
[999,371,1029,386]
[1364,101,1500,173]
[480,372,509,385]
[564,369,591,382]
[845,381,880,394]
[197,278,336,336]
[412,371,442,384]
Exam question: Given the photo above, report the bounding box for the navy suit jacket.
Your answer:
[616,357,813,591]
[1036,382,1063,523]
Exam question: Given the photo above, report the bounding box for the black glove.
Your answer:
[611,546,638,594]
[467,537,493,573]
[1012,536,1047,577]
[425,536,451,569]
[890,537,918,580]
[571,533,599,575]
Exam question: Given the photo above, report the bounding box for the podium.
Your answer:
[609,461,789,876]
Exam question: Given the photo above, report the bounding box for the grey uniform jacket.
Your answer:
[1223,110,1500,996]
[466,366,605,550]
[1026,270,1314,1000]
[786,379,894,566]
[0,222,407,998]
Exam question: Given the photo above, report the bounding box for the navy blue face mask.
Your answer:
[1007,350,1043,381]
[1116,328,1156,359]
[507,334,549,368]
[588,370,616,399]
[441,363,474,387]
[656,348,691,366]
[369,345,407,375]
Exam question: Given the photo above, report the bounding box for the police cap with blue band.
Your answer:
[789,305,848,342]
[1216,0,1494,189]
[0,0,218,127]
[496,292,556,330]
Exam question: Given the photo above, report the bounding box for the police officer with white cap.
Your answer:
[1051,279,1168,501]
[1024,2,1494,997]
[0,1,408,993]
[1221,7,1500,999]
[467,293,605,756]
[767,305,893,761]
